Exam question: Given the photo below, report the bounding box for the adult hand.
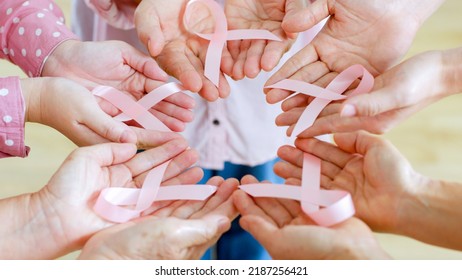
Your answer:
[275,50,450,137]
[135,0,231,101]
[274,132,425,233]
[265,0,443,104]
[234,175,389,259]
[79,214,231,259]
[224,0,299,79]
[42,40,194,131]
[35,138,202,258]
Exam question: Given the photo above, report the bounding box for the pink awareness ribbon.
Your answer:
[183,0,282,87]
[240,65,374,227]
[92,83,217,223]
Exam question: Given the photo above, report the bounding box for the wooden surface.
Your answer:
[1,0,462,259]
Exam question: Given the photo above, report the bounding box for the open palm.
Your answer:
[135,0,231,101]
[275,132,424,233]
[225,0,295,79]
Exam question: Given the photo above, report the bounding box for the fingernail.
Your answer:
[340,104,356,117]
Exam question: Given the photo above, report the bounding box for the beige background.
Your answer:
[1,0,462,259]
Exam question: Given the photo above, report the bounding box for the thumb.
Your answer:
[282,0,329,33]
[341,88,402,118]
[82,103,137,144]
[171,215,230,248]
[135,5,165,57]
[120,43,168,81]
[240,215,278,250]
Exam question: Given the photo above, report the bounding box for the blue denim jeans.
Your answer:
[200,158,283,260]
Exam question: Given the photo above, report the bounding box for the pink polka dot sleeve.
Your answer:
[0,0,79,77]
[0,76,29,159]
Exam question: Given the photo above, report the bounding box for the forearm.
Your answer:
[0,191,68,259]
[396,177,462,250]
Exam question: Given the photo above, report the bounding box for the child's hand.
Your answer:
[21,77,138,146]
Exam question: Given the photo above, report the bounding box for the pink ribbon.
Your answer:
[92,83,217,223]
[240,65,374,227]
[183,0,281,86]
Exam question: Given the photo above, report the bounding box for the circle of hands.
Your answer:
[19,0,452,260]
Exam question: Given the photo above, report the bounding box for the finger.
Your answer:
[71,143,137,167]
[244,39,266,78]
[81,102,137,144]
[169,215,231,248]
[135,6,165,56]
[232,40,251,80]
[161,176,225,219]
[221,45,235,77]
[282,0,329,33]
[333,131,385,156]
[232,190,276,224]
[341,88,403,118]
[149,108,187,132]
[161,92,196,110]
[162,149,200,182]
[125,138,189,176]
[239,215,279,251]
[120,42,168,81]
[261,39,291,72]
[295,138,352,168]
[157,42,203,93]
[190,178,239,219]
[275,107,305,128]
[128,127,182,150]
[265,46,323,103]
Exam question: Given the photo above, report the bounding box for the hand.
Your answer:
[78,215,231,259]
[42,40,194,131]
[234,175,389,259]
[35,138,202,258]
[274,132,425,233]
[265,0,443,104]
[275,50,449,137]
[224,0,298,79]
[79,176,239,259]
[135,0,231,101]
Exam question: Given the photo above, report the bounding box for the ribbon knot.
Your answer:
[92,83,217,223]
[240,65,374,227]
[184,0,281,86]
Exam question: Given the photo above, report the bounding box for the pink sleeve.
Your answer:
[84,0,135,30]
[0,76,29,159]
[0,0,79,77]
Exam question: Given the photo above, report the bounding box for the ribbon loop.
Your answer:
[240,65,374,227]
[183,0,281,86]
[92,83,217,223]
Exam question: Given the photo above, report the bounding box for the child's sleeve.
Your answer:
[0,0,79,77]
[84,0,136,30]
[0,76,29,159]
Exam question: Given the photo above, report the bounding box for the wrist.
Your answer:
[20,78,44,123]
[41,40,81,77]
